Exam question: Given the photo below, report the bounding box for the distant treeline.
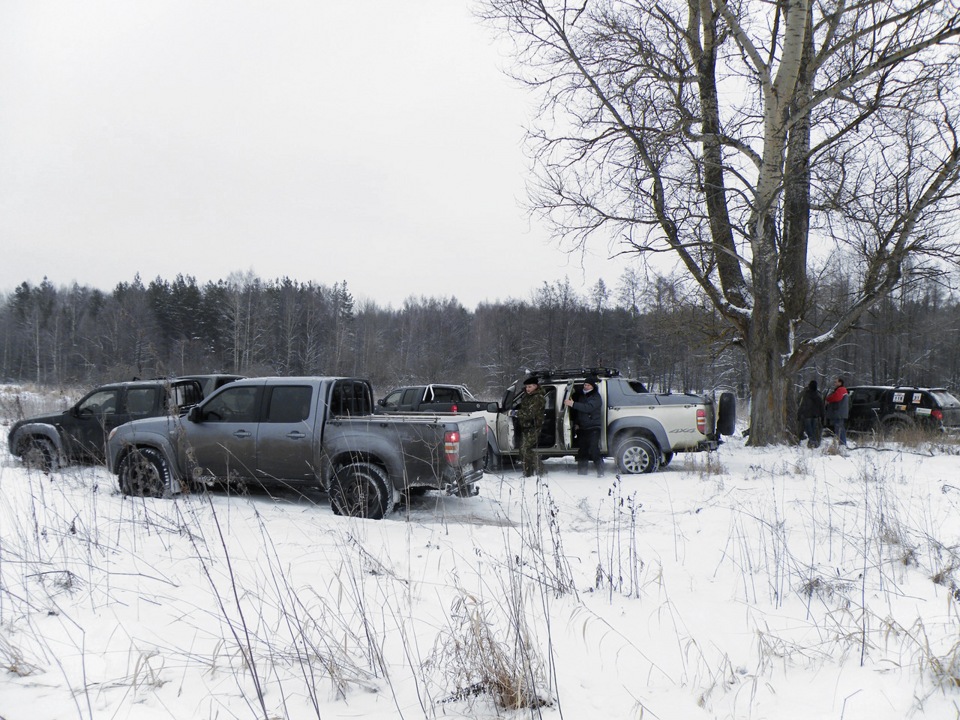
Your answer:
[1,270,958,398]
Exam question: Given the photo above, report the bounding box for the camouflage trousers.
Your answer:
[519,430,543,477]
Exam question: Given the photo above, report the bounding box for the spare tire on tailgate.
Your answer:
[717,392,737,436]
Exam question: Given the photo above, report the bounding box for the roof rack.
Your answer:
[524,367,621,382]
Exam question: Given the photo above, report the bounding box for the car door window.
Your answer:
[127,388,159,416]
[381,390,402,410]
[202,386,260,423]
[265,386,312,423]
[78,389,119,415]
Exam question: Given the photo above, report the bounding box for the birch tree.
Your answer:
[481,0,960,443]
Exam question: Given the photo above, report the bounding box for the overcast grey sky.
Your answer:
[0,0,626,308]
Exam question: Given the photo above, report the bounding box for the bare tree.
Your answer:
[481,0,960,442]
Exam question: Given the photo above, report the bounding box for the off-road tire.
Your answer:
[19,436,56,472]
[483,444,501,472]
[329,462,397,519]
[118,447,171,498]
[717,392,737,436]
[880,416,913,440]
[614,436,661,475]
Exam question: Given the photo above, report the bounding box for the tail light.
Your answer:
[444,431,460,464]
[451,403,458,413]
[697,409,706,434]
[933,409,943,421]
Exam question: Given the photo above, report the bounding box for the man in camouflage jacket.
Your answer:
[515,377,547,477]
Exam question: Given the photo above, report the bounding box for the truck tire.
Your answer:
[615,436,661,474]
[717,392,737,436]
[19,436,56,472]
[880,415,912,439]
[118,447,170,498]
[329,463,397,520]
[483,443,503,472]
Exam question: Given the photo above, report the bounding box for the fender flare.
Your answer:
[485,424,504,457]
[112,434,185,490]
[320,432,406,490]
[10,423,66,463]
[607,417,670,453]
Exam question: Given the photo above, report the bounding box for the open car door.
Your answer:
[559,382,575,451]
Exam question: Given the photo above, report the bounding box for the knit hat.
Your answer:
[584,376,600,387]
[523,376,540,386]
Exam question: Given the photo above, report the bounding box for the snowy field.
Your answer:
[2,389,960,719]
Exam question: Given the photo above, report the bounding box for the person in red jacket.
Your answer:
[824,377,850,446]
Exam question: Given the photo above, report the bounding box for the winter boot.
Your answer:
[577,461,589,476]
[595,460,605,478]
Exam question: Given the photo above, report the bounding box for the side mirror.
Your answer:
[486,402,500,413]
[376,398,386,407]
[187,406,201,423]
[69,406,80,417]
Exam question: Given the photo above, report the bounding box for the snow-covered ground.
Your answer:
[2,394,960,719]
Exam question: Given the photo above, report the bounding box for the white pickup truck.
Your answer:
[486,367,735,473]
[106,376,487,519]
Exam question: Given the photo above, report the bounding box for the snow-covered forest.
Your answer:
[3,270,960,398]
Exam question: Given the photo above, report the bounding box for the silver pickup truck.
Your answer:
[105,376,487,519]
[487,367,736,473]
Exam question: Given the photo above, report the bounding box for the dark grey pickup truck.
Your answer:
[376,384,495,414]
[106,376,487,519]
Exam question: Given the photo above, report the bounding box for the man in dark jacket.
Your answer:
[565,375,604,477]
[797,380,824,448]
[515,377,547,477]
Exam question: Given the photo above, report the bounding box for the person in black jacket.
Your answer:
[797,379,824,448]
[565,376,604,477]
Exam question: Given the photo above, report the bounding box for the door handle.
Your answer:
[285,431,306,439]
[233,430,252,438]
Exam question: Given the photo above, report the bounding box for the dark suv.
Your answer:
[847,385,960,434]
[8,378,204,470]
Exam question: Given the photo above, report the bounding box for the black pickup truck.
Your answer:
[376,384,495,414]
[106,377,487,519]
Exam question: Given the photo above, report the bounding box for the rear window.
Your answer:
[330,381,372,416]
[930,391,960,408]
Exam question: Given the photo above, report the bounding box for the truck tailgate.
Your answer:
[452,415,487,464]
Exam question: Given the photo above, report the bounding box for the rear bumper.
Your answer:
[442,463,484,493]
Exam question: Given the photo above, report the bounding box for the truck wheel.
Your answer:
[19,436,55,472]
[330,463,397,520]
[717,392,737,436]
[880,416,912,440]
[483,444,502,472]
[615,437,661,474]
[118,447,170,497]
